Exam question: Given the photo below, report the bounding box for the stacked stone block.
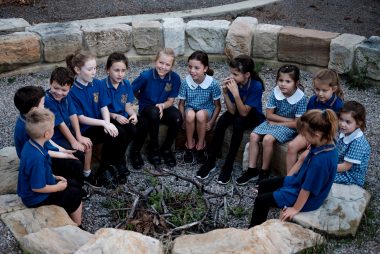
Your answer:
[132,21,163,55]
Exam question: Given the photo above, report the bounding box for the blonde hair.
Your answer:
[313,69,344,99]
[25,108,55,140]
[154,48,176,66]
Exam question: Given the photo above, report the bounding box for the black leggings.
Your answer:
[111,119,137,160]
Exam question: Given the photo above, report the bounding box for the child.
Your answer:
[130,48,182,168]
[66,52,128,187]
[286,69,344,172]
[98,52,138,175]
[236,65,307,185]
[179,50,221,164]
[335,101,371,187]
[44,67,99,188]
[196,55,265,184]
[249,109,338,227]
[17,108,83,226]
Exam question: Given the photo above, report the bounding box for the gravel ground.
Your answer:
[0,61,379,253]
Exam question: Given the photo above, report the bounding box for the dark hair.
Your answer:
[188,50,214,76]
[66,52,96,75]
[229,55,264,90]
[313,69,344,100]
[14,86,45,115]
[340,101,366,130]
[106,52,129,70]
[276,64,303,90]
[297,109,338,143]
[50,67,74,87]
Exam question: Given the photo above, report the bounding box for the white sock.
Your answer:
[83,170,91,177]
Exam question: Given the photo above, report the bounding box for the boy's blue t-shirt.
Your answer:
[132,68,181,113]
[100,77,135,118]
[69,79,111,132]
[274,143,338,211]
[17,139,56,207]
[307,94,343,113]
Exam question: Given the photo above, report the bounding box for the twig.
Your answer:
[128,196,140,219]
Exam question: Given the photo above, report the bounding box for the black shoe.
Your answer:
[217,165,232,185]
[195,148,207,164]
[161,149,176,167]
[236,168,260,186]
[183,148,195,164]
[100,165,118,189]
[83,172,102,189]
[116,161,130,185]
[196,162,216,179]
[130,151,144,170]
[256,170,270,185]
[148,150,161,166]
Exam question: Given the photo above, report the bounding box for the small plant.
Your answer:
[229,206,247,218]
[7,77,16,84]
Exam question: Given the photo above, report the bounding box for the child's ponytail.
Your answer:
[65,52,96,75]
[188,50,214,76]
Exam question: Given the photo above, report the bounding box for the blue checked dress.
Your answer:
[254,86,307,143]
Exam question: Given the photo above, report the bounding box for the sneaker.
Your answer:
[84,172,102,189]
[161,149,176,167]
[217,165,232,185]
[130,151,144,170]
[99,165,118,189]
[148,150,161,166]
[256,170,270,185]
[115,162,130,185]
[196,162,216,180]
[195,148,207,164]
[183,148,194,164]
[236,168,260,186]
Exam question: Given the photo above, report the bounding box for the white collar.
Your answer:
[339,128,363,144]
[273,86,304,105]
[186,75,213,90]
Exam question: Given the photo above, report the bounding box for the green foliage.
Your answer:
[229,206,247,218]
[348,56,373,90]
[7,77,16,84]
[148,191,164,213]
[102,198,128,218]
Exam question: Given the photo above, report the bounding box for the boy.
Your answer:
[44,67,100,188]
[17,108,83,225]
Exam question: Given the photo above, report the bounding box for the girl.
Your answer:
[98,52,138,182]
[179,50,221,164]
[335,101,371,187]
[249,109,338,227]
[130,48,182,169]
[67,52,128,188]
[196,55,265,185]
[236,65,307,185]
[286,69,344,172]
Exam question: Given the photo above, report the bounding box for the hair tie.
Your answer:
[322,109,327,117]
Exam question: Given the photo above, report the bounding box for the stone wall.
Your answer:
[0,17,379,83]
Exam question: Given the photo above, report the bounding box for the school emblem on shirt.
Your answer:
[93,92,99,103]
[121,94,127,104]
[165,83,172,92]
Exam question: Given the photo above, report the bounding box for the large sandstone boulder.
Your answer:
[293,183,371,237]
[163,18,185,56]
[354,36,380,81]
[252,24,282,60]
[0,32,40,73]
[186,20,230,54]
[132,21,163,55]
[0,194,25,215]
[82,23,132,57]
[0,18,30,33]
[172,219,324,254]
[225,17,257,59]
[75,228,163,254]
[26,22,82,63]
[20,225,93,254]
[0,147,19,194]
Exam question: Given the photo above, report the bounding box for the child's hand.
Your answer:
[206,121,213,131]
[77,136,92,150]
[155,103,164,119]
[225,78,239,97]
[128,114,138,125]
[298,145,311,163]
[56,179,67,191]
[61,150,78,160]
[55,175,67,182]
[71,140,85,152]
[103,122,119,137]
[280,206,299,221]
[116,115,129,125]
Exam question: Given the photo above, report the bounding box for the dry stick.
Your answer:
[128,196,140,219]
[214,199,225,227]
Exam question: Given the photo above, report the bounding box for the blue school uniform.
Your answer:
[17,139,56,207]
[100,77,135,118]
[307,94,343,113]
[178,75,221,118]
[69,79,111,132]
[44,90,78,145]
[274,143,338,211]
[254,86,307,143]
[132,68,181,113]
[335,129,371,187]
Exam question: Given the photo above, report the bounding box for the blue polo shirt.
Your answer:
[14,115,58,158]
[69,79,111,132]
[274,143,338,211]
[307,94,343,113]
[100,76,135,118]
[17,139,56,207]
[132,68,181,113]
[44,90,78,145]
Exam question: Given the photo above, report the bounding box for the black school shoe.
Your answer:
[256,170,270,185]
[83,172,102,189]
[148,150,161,166]
[196,162,216,180]
[130,151,144,170]
[183,148,195,164]
[99,165,119,189]
[236,168,260,186]
[195,148,207,164]
[115,161,130,185]
[161,149,176,167]
[217,165,232,185]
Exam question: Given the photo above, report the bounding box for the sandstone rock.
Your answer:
[163,18,185,56]
[0,18,30,33]
[293,183,371,237]
[225,17,257,59]
[172,219,324,254]
[278,27,339,67]
[82,23,132,57]
[75,228,163,254]
[0,147,19,194]
[354,36,380,81]
[1,205,76,242]
[0,32,40,72]
[0,194,25,215]
[26,22,82,63]
[186,20,230,54]
[132,21,163,55]
[20,225,93,254]
[252,24,283,60]
[329,33,366,74]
